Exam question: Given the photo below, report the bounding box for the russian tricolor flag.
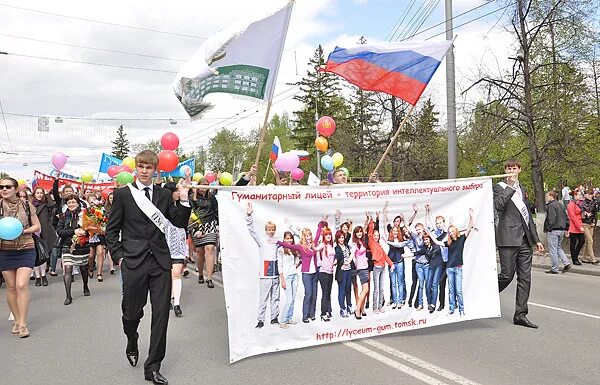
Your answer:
[322,41,452,105]
[270,136,282,161]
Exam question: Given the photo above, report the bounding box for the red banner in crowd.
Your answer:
[33,170,115,192]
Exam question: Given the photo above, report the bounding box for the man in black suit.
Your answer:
[494,158,544,329]
[106,150,191,385]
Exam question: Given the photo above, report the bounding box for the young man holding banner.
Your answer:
[105,150,191,385]
[494,158,544,329]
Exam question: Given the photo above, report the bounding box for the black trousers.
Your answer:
[438,261,447,307]
[569,233,585,264]
[498,236,532,319]
[121,254,171,373]
[318,272,333,316]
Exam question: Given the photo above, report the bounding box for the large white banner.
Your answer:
[218,177,500,362]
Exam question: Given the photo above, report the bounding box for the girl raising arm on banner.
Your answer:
[314,227,335,321]
[334,230,353,318]
[366,215,394,314]
[428,208,475,316]
[277,231,300,327]
[351,220,370,320]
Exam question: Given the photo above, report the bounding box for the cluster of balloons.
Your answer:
[314,116,345,173]
[159,132,180,173]
[0,217,23,241]
[320,152,344,171]
[274,152,305,181]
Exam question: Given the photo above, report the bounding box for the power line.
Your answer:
[0,2,207,40]
[2,112,263,121]
[0,32,187,62]
[1,52,178,74]
[387,0,418,41]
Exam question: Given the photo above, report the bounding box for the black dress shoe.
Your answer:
[437,305,444,311]
[514,316,538,329]
[145,371,168,385]
[573,261,582,265]
[126,333,139,367]
[545,270,558,274]
[173,305,182,317]
[562,264,572,273]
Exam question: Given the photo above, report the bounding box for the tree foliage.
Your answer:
[111,124,130,159]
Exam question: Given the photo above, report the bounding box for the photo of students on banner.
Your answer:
[218,177,500,362]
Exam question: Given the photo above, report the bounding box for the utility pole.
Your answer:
[445,0,457,178]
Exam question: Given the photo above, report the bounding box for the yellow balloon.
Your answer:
[332,152,344,168]
[81,172,93,183]
[122,156,136,170]
[193,172,203,182]
[17,179,26,186]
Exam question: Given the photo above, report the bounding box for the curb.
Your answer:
[531,261,600,277]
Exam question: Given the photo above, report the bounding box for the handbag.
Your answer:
[33,234,50,265]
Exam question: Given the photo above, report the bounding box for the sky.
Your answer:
[0,0,516,179]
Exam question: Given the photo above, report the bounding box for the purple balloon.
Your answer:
[275,152,300,172]
[51,152,67,170]
[290,168,304,181]
[327,170,334,183]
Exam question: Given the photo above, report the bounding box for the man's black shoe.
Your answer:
[145,371,168,385]
[270,318,279,324]
[545,270,558,274]
[126,333,139,367]
[174,305,182,317]
[562,264,572,273]
[513,316,538,329]
[573,261,582,265]
[255,321,264,328]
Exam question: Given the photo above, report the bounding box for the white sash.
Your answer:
[127,184,167,234]
[498,182,530,227]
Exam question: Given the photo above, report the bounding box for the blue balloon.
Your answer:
[321,155,334,171]
[0,217,24,241]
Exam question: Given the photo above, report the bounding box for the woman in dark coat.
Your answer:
[31,187,58,287]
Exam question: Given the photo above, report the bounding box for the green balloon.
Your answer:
[338,167,349,177]
[116,171,134,185]
[219,172,233,186]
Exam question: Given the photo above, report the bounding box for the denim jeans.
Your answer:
[281,274,298,323]
[389,262,405,305]
[302,272,318,320]
[415,263,429,307]
[427,265,443,307]
[372,266,384,310]
[50,246,62,272]
[547,230,569,272]
[447,266,464,312]
[338,270,352,313]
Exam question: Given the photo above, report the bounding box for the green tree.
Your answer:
[206,128,249,173]
[111,124,130,159]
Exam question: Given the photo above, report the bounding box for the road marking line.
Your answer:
[343,341,450,385]
[529,302,600,320]
[362,339,482,385]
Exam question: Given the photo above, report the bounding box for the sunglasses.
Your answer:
[0,185,15,190]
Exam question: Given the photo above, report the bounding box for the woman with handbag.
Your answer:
[31,187,57,287]
[56,194,92,305]
[0,177,41,338]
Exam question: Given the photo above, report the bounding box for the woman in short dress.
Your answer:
[189,179,219,288]
[0,177,41,338]
[56,194,91,305]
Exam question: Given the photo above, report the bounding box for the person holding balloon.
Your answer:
[0,177,41,338]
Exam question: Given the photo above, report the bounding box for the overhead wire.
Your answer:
[387,0,418,41]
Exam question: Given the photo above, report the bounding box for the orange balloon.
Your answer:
[315,136,328,152]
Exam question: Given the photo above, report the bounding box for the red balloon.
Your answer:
[107,165,120,177]
[101,188,113,200]
[204,172,216,183]
[316,116,336,137]
[158,150,179,172]
[161,132,180,151]
[119,165,133,173]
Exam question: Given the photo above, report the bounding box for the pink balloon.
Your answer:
[107,165,120,177]
[290,168,304,181]
[118,165,133,173]
[274,152,300,172]
[51,152,67,170]
[204,172,216,183]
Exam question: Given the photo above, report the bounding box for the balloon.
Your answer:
[0,217,24,241]
[179,165,192,177]
[274,152,300,172]
[315,136,328,152]
[116,172,134,185]
[219,172,233,186]
[107,165,120,178]
[327,170,334,183]
[158,150,179,172]
[101,188,113,200]
[122,156,136,170]
[118,165,133,174]
[267,183,275,187]
[316,116,336,137]
[192,172,203,182]
[81,172,94,183]
[51,152,67,170]
[290,168,304,181]
[332,152,344,168]
[161,132,180,151]
[204,172,216,183]
[17,179,26,186]
[320,154,334,171]
[338,167,349,177]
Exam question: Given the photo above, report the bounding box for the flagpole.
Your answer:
[253,1,294,170]
[372,103,416,177]
[262,158,272,184]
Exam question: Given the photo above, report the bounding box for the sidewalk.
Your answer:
[532,253,600,277]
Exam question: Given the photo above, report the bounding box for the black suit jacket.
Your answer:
[105,184,191,270]
[493,183,540,247]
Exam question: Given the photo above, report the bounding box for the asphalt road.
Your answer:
[1,265,599,385]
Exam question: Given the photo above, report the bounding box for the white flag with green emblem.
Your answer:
[173,1,293,119]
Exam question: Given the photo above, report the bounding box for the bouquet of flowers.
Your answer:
[82,207,108,235]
